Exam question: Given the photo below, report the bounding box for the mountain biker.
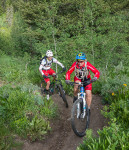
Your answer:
[39,50,66,100]
[65,52,100,114]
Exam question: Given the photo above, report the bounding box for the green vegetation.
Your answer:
[78,84,129,150]
[0,54,58,149]
[0,0,129,149]
[0,83,58,147]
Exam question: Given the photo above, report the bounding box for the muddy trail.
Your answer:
[20,94,108,150]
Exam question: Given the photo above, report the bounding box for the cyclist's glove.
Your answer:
[65,80,70,84]
[62,67,66,72]
[52,74,56,77]
[91,77,97,83]
[43,75,48,79]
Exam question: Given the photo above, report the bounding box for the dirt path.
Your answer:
[21,94,108,150]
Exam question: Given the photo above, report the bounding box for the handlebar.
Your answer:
[43,70,65,78]
[68,80,92,86]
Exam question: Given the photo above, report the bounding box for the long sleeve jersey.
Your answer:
[66,61,100,80]
[39,57,64,76]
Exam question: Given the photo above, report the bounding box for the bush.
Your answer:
[78,82,129,150]
[78,122,129,150]
[103,84,129,128]
[98,66,129,104]
[0,84,58,147]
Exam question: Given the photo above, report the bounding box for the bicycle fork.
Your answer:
[81,95,86,119]
[77,92,86,119]
[77,101,80,118]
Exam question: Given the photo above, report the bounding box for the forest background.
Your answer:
[0,0,129,149]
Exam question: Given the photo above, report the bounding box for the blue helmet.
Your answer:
[76,52,86,60]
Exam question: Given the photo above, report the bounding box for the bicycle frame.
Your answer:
[41,70,64,94]
[40,70,68,107]
[70,79,93,137]
[49,78,62,94]
[69,80,91,119]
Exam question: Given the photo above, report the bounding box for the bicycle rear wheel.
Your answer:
[58,84,68,108]
[71,99,90,137]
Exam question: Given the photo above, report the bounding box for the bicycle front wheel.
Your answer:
[71,99,90,137]
[58,84,68,108]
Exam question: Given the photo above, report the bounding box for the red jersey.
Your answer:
[66,61,100,80]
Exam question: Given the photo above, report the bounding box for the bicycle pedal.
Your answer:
[50,88,54,93]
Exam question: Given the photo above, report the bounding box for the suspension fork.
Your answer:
[77,86,86,118]
[82,93,86,118]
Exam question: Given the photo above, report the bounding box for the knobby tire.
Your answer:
[58,84,68,108]
[71,99,90,137]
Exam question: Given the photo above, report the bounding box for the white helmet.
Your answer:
[46,50,53,57]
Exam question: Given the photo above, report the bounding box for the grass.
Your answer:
[0,54,58,149]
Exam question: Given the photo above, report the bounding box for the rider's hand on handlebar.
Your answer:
[91,77,97,83]
[52,74,56,77]
[62,67,66,72]
[65,80,70,84]
[43,75,48,79]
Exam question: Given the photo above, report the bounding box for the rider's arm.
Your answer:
[53,58,64,68]
[87,62,100,79]
[39,59,46,76]
[65,62,76,80]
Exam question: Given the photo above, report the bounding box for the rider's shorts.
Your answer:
[74,76,92,90]
[42,68,56,82]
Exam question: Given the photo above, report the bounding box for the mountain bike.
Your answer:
[40,71,68,108]
[69,79,91,137]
